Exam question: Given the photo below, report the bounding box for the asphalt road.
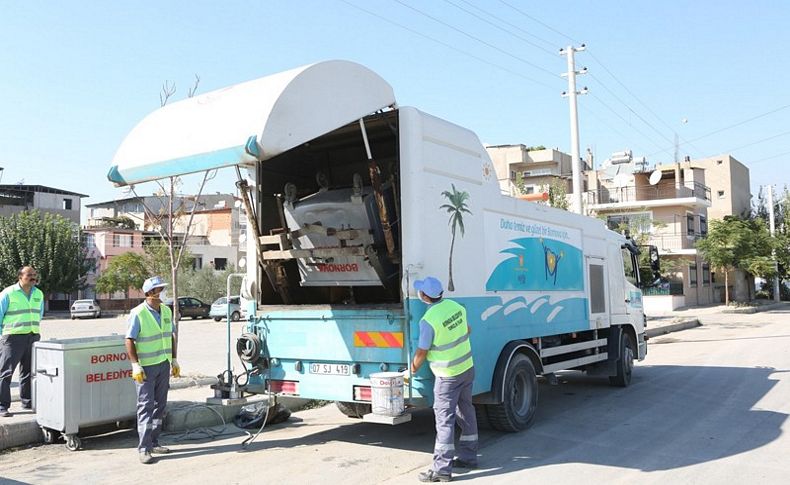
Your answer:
[2,308,790,484]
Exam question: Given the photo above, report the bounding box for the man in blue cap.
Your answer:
[125,275,181,464]
[411,276,478,482]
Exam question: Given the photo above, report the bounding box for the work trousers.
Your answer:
[432,366,478,475]
[135,360,170,452]
[0,333,40,410]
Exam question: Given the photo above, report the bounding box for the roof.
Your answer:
[85,193,235,210]
[0,184,88,198]
[107,60,396,187]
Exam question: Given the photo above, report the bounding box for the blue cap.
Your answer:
[414,276,444,299]
[142,276,167,294]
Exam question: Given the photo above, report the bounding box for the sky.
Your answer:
[2,1,789,212]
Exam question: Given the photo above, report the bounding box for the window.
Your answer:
[699,215,708,236]
[606,212,652,234]
[689,264,698,287]
[717,190,725,199]
[702,263,711,286]
[193,257,203,270]
[522,171,530,178]
[686,213,695,236]
[63,198,72,210]
[588,263,606,313]
[214,258,227,270]
[716,159,723,165]
[112,234,133,248]
[510,170,516,180]
[524,186,535,194]
[84,233,95,248]
[621,248,638,286]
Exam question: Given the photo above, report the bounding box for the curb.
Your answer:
[0,387,310,452]
[721,302,790,314]
[646,319,700,338]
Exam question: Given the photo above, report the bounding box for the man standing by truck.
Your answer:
[125,276,181,464]
[410,276,478,482]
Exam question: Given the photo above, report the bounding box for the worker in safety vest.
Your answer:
[410,276,478,483]
[0,266,43,417]
[125,276,181,464]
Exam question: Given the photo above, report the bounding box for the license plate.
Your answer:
[309,363,350,376]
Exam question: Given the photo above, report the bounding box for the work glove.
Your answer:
[132,362,146,384]
[399,367,412,385]
[171,359,181,378]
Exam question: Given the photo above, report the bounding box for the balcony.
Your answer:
[585,182,711,210]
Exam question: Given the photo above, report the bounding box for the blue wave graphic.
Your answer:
[486,237,584,291]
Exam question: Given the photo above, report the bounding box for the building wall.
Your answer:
[84,228,146,300]
[686,155,751,220]
[0,192,81,224]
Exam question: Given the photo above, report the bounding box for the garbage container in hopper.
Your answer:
[34,335,137,450]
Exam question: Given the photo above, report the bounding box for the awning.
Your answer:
[107,60,396,187]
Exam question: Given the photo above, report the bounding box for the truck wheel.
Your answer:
[609,332,635,387]
[486,353,538,432]
[231,311,240,322]
[335,401,372,418]
[474,403,491,430]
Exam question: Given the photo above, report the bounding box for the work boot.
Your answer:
[451,458,477,469]
[418,470,451,482]
[139,451,154,464]
[21,403,33,410]
[0,408,12,418]
[151,446,171,454]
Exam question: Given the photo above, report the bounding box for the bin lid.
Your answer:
[107,60,396,186]
[35,335,127,350]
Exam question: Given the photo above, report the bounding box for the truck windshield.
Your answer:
[621,248,638,286]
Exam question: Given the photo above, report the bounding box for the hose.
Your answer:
[238,331,273,450]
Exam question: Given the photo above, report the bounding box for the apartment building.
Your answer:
[86,193,244,272]
[0,184,86,224]
[82,226,146,306]
[487,145,585,197]
[586,162,714,312]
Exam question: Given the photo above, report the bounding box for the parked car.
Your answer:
[170,297,211,319]
[210,296,242,322]
[70,299,102,319]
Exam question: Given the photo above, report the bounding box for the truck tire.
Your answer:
[335,401,372,419]
[486,353,538,432]
[609,332,635,387]
[474,403,491,430]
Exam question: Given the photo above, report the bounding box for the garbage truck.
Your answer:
[108,60,655,432]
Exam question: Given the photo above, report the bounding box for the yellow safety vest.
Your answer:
[132,303,173,367]
[2,286,43,335]
[423,299,473,378]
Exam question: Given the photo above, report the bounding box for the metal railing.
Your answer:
[642,282,684,296]
[585,182,711,205]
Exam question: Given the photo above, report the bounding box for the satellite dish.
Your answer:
[238,257,246,269]
[649,170,663,185]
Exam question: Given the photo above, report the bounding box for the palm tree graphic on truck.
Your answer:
[440,184,472,292]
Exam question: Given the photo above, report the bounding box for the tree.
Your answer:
[0,210,93,296]
[95,252,147,306]
[697,216,775,305]
[127,74,210,322]
[178,265,237,304]
[542,178,569,210]
[440,184,472,292]
[143,239,193,282]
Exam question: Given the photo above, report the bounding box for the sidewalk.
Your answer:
[0,381,309,452]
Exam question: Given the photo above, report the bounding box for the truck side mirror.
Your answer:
[649,245,660,272]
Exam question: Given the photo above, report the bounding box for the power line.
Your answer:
[749,149,790,165]
[588,93,670,154]
[497,0,578,44]
[452,0,557,53]
[719,129,790,155]
[339,0,556,90]
[392,0,561,79]
[648,102,790,157]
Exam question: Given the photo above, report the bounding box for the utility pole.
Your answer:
[560,44,588,215]
[766,185,781,302]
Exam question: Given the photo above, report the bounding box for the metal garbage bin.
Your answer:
[33,335,137,450]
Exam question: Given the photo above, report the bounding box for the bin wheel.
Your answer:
[65,434,82,451]
[41,428,57,444]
